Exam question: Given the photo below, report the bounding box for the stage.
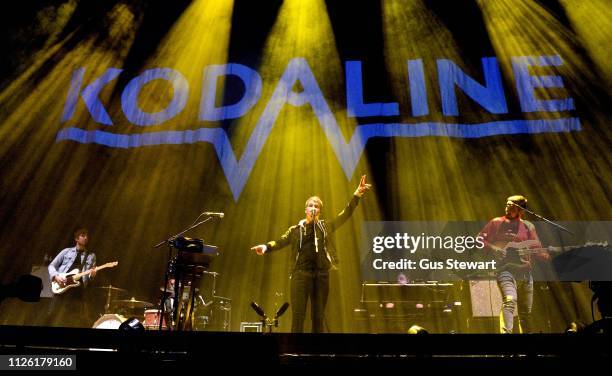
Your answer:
[1,325,610,369]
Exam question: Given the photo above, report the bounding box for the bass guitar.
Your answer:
[491,240,607,273]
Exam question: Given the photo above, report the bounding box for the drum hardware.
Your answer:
[191,295,231,331]
[112,297,154,310]
[191,294,212,331]
[94,285,127,314]
[209,295,232,331]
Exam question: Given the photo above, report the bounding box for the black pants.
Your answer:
[290,269,329,333]
[47,288,94,327]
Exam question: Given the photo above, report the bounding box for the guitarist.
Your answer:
[478,195,550,333]
[47,228,97,326]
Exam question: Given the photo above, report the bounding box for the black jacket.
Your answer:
[265,195,360,273]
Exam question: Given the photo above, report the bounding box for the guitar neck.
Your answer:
[516,245,582,256]
[516,247,548,255]
[73,269,95,279]
[73,263,113,279]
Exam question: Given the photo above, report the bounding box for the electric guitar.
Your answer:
[51,261,118,295]
[491,240,608,273]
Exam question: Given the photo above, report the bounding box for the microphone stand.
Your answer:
[153,216,214,249]
[511,202,573,236]
[153,215,214,331]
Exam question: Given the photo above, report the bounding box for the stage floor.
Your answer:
[1,325,610,369]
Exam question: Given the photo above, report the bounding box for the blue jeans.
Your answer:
[290,269,329,333]
[497,271,533,333]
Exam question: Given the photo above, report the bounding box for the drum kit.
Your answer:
[91,280,231,331]
[92,234,229,330]
[91,285,159,329]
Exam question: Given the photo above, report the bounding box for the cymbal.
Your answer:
[112,297,153,309]
[95,285,127,293]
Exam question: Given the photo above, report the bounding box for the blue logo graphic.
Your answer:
[58,56,580,200]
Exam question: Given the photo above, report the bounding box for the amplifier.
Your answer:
[468,280,517,317]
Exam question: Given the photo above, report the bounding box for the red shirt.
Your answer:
[479,216,540,247]
[478,216,547,265]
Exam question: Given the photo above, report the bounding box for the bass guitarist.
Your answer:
[478,195,550,333]
[47,228,97,326]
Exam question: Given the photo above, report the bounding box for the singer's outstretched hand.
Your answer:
[354,175,372,197]
[251,244,266,256]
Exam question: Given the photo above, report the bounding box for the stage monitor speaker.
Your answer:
[469,280,517,317]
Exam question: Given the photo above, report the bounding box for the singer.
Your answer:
[251,175,371,333]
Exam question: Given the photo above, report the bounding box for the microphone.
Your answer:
[274,302,290,319]
[203,212,224,218]
[310,208,316,218]
[250,301,266,318]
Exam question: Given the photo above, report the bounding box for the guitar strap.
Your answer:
[67,250,86,273]
[516,221,530,241]
[79,251,87,269]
